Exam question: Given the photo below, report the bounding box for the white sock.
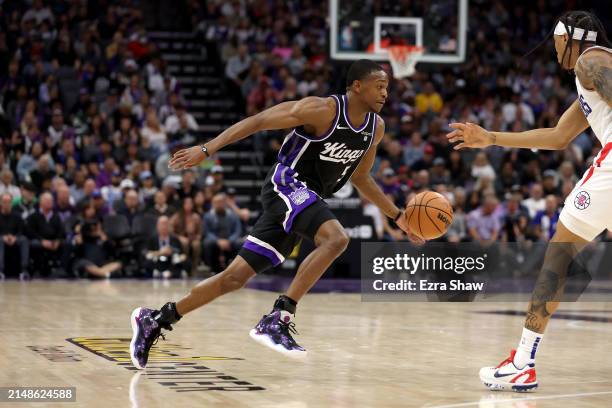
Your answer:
[513,328,543,368]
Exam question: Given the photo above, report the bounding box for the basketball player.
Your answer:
[447,11,611,391]
[129,59,424,368]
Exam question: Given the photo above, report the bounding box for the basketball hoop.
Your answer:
[387,45,423,79]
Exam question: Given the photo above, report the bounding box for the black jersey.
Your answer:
[266,94,377,200]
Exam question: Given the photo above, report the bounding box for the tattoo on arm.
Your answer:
[576,54,612,106]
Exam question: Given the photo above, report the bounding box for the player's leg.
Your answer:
[249,200,347,358]
[176,256,256,315]
[129,255,258,369]
[285,218,349,301]
[480,220,593,392]
[129,209,296,369]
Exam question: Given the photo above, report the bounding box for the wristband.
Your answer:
[393,211,403,222]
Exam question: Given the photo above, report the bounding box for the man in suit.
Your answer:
[0,193,30,280]
[26,192,65,276]
[145,216,187,279]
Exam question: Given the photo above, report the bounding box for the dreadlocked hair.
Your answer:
[526,10,610,69]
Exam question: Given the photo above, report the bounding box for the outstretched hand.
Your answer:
[446,122,494,150]
[168,146,206,171]
[395,213,426,246]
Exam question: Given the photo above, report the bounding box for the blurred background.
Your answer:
[0,0,610,282]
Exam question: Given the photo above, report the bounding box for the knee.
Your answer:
[320,230,350,255]
[218,269,249,293]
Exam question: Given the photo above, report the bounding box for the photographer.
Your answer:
[72,219,122,278]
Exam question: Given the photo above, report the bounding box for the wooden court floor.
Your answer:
[1,280,612,408]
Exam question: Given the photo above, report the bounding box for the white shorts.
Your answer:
[559,167,612,241]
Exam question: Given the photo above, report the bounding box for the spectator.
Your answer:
[522,183,546,219]
[164,103,198,138]
[447,187,468,242]
[207,165,226,195]
[117,189,142,226]
[501,191,530,242]
[225,44,252,88]
[415,82,443,114]
[467,195,500,244]
[403,131,425,167]
[203,193,242,272]
[0,193,29,280]
[148,190,175,217]
[55,185,75,222]
[72,219,122,278]
[30,154,55,194]
[170,197,203,275]
[141,109,167,154]
[532,195,560,242]
[145,215,187,279]
[179,170,197,199]
[139,171,158,204]
[101,171,124,207]
[226,187,250,223]
[379,168,401,201]
[0,169,20,198]
[14,182,38,220]
[430,158,450,185]
[542,170,560,196]
[471,152,496,182]
[26,192,65,276]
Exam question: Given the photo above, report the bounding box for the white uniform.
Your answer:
[560,46,612,240]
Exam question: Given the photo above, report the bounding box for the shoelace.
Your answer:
[151,332,166,346]
[279,320,299,336]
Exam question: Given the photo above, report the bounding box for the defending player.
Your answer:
[447,11,611,391]
[129,60,424,368]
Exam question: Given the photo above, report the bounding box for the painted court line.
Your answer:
[428,390,612,408]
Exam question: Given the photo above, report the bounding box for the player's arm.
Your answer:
[168,97,335,170]
[446,100,589,150]
[350,116,424,244]
[575,49,612,107]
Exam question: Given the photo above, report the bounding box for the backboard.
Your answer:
[329,0,467,64]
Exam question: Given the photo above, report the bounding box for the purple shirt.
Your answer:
[467,207,501,240]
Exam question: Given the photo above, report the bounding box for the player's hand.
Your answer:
[446,122,494,150]
[395,213,426,246]
[168,146,206,171]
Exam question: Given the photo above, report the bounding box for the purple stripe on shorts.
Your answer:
[243,239,282,266]
[272,164,318,232]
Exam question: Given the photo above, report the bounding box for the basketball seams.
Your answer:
[424,207,443,234]
[417,191,425,238]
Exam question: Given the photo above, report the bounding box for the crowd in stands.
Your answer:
[0,1,246,279]
[202,0,608,244]
[0,1,609,279]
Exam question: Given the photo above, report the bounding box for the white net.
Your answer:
[387,45,424,79]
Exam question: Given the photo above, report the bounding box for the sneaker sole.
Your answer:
[248,329,307,360]
[130,307,145,370]
[480,375,538,392]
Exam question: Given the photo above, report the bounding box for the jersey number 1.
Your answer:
[337,165,351,183]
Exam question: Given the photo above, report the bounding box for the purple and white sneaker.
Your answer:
[249,310,307,359]
[129,307,171,369]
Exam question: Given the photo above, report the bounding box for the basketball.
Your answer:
[404,191,453,240]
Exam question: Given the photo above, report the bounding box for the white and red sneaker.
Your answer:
[479,350,538,392]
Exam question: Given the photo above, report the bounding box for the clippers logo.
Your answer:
[319,142,365,164]
[574,190,591,210]
[578,95,592,118]
[289,188,310,205]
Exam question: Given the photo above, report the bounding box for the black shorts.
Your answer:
[238,187,336,273]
